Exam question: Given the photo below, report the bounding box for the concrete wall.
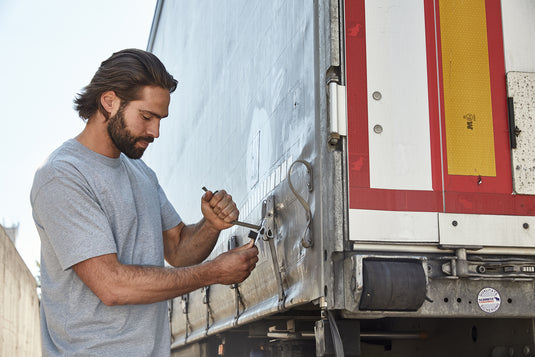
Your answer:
[0,225,41,356]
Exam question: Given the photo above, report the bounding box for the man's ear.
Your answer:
[100,91,118,114]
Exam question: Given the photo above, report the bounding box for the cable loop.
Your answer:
[287,159,313,248]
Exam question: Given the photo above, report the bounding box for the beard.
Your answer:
[107,105,154,159]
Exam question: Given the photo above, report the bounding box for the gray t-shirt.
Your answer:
[31,139,182,357]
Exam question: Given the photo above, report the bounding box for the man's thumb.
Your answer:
[235,239,254,251]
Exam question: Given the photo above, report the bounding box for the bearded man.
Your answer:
[30,49,258,357]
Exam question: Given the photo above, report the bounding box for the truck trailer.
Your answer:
[145,0,535,356]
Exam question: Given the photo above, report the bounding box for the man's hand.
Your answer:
[210,240,259,285]
[164,189,240,268]
[201,189,239,231]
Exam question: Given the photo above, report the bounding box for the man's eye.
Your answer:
[142,115,151,120]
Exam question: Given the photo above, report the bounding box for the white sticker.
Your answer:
[477,288,501,313]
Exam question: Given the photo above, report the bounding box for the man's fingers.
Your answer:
[205,189,238,220]
[208,190,226,207]
[220,203,238,219]
[214,241,259,285]
[201,188,241,230]
[201,189,216,202]
[235,239,255,251]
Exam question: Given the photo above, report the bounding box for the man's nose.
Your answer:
[147,119,160,138]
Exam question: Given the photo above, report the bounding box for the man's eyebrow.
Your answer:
[139,109,168,119]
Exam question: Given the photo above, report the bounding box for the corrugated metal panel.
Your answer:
[145,0,324,347]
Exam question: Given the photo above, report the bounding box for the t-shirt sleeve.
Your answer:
[158,184,182,231]
[32,174,117,271]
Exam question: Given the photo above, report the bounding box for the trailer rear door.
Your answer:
[345,0,535,247]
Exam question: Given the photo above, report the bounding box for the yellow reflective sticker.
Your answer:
[440,0,496,176]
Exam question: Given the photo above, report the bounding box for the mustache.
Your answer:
[137,136,154,143]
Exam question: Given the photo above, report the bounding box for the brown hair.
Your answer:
[74,49,177,120]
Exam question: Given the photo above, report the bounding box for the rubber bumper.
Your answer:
[359,260,427,311]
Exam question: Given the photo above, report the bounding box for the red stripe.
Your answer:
[350,188,442,212]
[445,192,535,216]
[424,0,443,193]
[345,0,369,193]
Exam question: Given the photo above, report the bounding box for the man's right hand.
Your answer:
[210,240,259,285]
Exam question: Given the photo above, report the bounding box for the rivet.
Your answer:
[523,223,529,229]
[452,220,458,227]
[373,124,383,134]
[372,91,382,100]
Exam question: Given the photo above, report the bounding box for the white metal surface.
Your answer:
[365,0,432,190]
[501,0,535,73]
[351,242,535,256]
[439,213,535,248]
[507,72,535,195]
[349,209,438,243]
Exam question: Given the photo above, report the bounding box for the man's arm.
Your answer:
[73,240,257,306]
[163,189,238,267]
[72,188,258,306]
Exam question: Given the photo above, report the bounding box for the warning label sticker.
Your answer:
[478,288,501,313]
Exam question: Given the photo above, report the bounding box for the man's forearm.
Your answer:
[75,241,258,306]
[165,218,221,267]
[102,262,215,305]
[74,253,218,306]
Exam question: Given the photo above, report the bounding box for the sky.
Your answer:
[0,0,157,277]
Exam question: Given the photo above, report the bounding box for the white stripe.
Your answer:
[349,209,439,243]
[365,0,433,190]
[439,213,535,248]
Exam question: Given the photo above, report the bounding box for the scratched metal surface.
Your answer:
[145,0,332,347]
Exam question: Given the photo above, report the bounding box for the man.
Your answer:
[30,49,259,356]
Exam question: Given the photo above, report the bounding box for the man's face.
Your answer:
[107,86,170,159]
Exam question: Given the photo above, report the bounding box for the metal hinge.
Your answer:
[328,81,348,145]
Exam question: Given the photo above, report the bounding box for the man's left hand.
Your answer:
[201,189,239,231]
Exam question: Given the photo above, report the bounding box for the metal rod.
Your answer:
[231,220,261,230]
[360,332,428,340]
